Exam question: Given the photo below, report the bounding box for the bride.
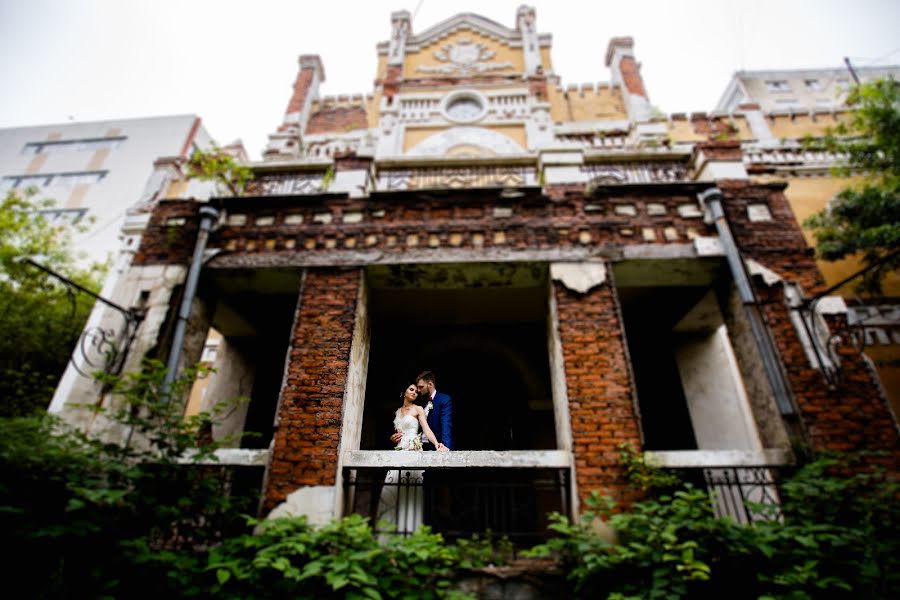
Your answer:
[377,384,448,536]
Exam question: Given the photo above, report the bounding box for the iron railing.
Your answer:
[343,467,570,544]
[667,465,784,524]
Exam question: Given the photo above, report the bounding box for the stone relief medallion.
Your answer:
[417,38,514,75]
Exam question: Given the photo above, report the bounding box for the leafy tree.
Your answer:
[0,189,106,417]
[803,77,900,294]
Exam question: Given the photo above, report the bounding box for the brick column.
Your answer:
[263,267,361,512]
[553,275,644,507]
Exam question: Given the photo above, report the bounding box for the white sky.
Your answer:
[1,0,898,160]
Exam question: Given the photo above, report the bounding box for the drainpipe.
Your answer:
[162,204,220,396]
[698,188,799,424]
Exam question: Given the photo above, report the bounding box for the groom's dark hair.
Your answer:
[416,370,436,385]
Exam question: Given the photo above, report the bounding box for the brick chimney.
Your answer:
[263,55,325,160]
[605,37,652,122]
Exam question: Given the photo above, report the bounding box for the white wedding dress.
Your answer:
[377,411,424,536]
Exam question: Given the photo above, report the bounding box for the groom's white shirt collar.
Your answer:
[430,390,436,401]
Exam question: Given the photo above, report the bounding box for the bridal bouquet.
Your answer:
[395,436,423,451]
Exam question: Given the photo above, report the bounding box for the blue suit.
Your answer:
[423,391,453,451]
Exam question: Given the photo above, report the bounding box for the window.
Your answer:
[804,79,822,91]
[36,208,88,225]
[765,80,791,93]
[22,136,125,155]
[0,170,108,191]
[775,98,801,108]
[441,91,487,123]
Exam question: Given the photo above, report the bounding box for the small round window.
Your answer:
[443,92,486,123]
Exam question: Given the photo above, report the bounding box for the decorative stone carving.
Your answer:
[417,38,514,75]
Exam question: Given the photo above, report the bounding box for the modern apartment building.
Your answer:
[714,65,900,113]
[0,115,213,266]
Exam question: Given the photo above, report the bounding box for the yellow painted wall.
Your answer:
[367,90,382,129]
[404,30,523,78]
[782,176,900,296]
[768,112,851,140]
[375,54,387,81]
[539,47,553,72]
[403,124,526,153]
[548,86,627,123]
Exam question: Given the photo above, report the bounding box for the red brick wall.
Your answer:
[306,107,369,135]
[208,186,715,260]
[617,55,647,99]
[286,67,314,115]
[132,200,201,266]
[554,277,644,506]
[263,267,361,512]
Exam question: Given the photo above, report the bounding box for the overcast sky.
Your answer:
[1,0,898,160]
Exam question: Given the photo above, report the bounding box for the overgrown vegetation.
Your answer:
[529,449,899,599]
[1,361,512,599]
[0,189,106,417]
[185,144,254,196]
[3,360,897,598]
[803,77,900,294]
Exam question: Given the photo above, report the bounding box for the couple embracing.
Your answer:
[390,370,453,453]
[377,371,452,536]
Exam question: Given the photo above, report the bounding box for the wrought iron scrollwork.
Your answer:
[16,257,144,378]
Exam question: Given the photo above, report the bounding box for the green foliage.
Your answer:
[529,454,900,599]
[618,443,682,492]
[1,358,513,598]
[1,360,251,598]
[803,77,900,294]
[320,165,335,191]
[207,516,485,599]
[0,189,106,417]
[185,143,254,196]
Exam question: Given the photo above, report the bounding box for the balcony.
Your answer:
[341,450,571,545]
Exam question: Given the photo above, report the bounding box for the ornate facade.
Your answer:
[52,8,898,537]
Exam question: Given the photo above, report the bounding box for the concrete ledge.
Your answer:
[343,450,572,468]
[645,448,794,468]
[177,448,270,466]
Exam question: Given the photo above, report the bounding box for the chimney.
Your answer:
[263,55,325,160]
[605,37,652,122]
[284,54,326,131]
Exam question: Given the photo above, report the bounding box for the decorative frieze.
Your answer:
[582,161,688,184]
[376,165,538,190]
[246,172,329,196]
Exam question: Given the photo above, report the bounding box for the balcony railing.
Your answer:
[648,449,792,524]
[375,165,538,191]
[343,466,570,544]
[670,465,783,523]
